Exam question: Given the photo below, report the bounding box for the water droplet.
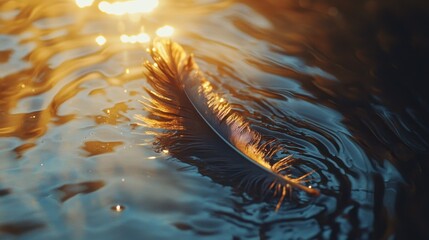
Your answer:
[111,204,125,212]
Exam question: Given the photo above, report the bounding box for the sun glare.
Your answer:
[156,25,175,37]
[98,0,159,15]
[95,35,107,45]
[120,33,150,43]
[75,0,94,8]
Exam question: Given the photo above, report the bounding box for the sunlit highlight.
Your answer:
[98,0,159,15]
[139,41,320,211]
[111,204,125,212]
[95,35,107,45]
[120,33,150,44]
[75,0,94,8]
[156,25,175,38]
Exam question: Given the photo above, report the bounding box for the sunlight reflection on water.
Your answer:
[0,0,428,239]
[98,0,159,15]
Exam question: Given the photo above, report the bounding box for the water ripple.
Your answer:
[0,0,428,239]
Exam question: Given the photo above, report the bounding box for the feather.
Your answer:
[137,40,319,210]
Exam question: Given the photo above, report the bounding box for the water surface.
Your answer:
[1,0,428,239]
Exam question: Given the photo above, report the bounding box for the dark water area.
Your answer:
[1,0,428,239]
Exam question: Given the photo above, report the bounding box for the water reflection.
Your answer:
[156,25,174,37]
[98,0,159,15]
[55,181,105,202]
[120,33,150,44]
[75,0,95,8]
[0,0,428,239]
[95,35,107,46]
[111,204,125,212]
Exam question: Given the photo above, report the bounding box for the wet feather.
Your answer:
[137,40,319,210]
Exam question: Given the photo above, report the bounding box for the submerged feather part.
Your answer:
[140,40,319,209]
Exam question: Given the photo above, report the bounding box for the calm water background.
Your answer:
[1,0,428,239]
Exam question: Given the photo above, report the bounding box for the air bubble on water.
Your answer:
[111,204,125,212]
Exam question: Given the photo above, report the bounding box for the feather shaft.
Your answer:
[143,40,320,201]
